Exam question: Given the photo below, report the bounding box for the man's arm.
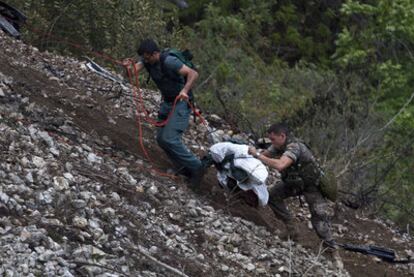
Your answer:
[257,155,293,172]
[261,150,272,158]
[133,61,145,73]
[123,59,144,74]
[177,65,199,100]
[249,147,293,172]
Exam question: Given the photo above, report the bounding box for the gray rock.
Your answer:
[88,219,100,230]
[189,208,199,217]
[9,173,24,184]
[245,263,255,271]
[61,268,75,277]
[25,172,34,183]
[118,167,137,186]
[81,144,92,152]
[164,224,180,235]
[196,253,205,261]
[0,192,10,204]
[50,147,60,156]
[73,216,88,229]
[87,153,103,164]
[110,192,121,203]
[72,248,102,269]
[32,156,47,169]
[149,246,158,254]
[72,199,87,209]
[38,250,55,262]
[79,191,92,202]
[65,162,74,172]
[102,207,115,217]
[221,265,230,272]
[63,172,75,182]
[37,190,54,205]
[53,177,69,191]
[21,157,30,167]
[38,131,55,148]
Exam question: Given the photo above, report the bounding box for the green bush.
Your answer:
[8,0,178,63]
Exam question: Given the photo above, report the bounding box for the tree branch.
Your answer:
[132,245,190,277]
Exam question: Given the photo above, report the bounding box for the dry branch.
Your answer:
[134,245,191,277]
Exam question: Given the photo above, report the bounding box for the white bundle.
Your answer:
[209,142,269,206]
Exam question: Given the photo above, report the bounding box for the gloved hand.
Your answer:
[200,153,214,168]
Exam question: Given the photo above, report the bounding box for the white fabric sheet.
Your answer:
[209,142,269,206]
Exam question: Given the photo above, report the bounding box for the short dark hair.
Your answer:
[267,123,290,136]
[137,39,160,56]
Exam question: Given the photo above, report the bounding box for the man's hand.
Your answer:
[177,89,189,101]
[122,58,134,66]
[178,65,199,99]
[248,146,258,157]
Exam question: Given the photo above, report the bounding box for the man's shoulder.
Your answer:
[283,142,301,161]
[284,142,302,152]
[289,139,317,163]
[162,54,183,70]
[287,137,311,150]
[286,141,300,147]
[285,141,301,152]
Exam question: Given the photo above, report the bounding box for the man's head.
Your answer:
[137,39,160,65]
[267,123,289,149]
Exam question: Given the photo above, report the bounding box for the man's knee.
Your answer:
[156,133,165,146]
[310,199,335,221]
[268,197,292,222]
[269,182,287,198]
[157,131,173,148]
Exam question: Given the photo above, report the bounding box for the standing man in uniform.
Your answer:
[131,39,204,186]
[248,123,336,247]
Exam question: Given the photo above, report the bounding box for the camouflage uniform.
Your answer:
[267,138,334,242]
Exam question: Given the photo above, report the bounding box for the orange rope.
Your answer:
[20,21,206,179]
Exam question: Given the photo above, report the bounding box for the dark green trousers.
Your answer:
[268,180,333,241]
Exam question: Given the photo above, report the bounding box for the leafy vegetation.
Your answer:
[333,0,414,226]
[6,0,414,229]
[8,0,176,59]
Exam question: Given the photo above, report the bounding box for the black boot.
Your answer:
[322,239,338,249]
[190,166,205,187]
[174,166,192,178]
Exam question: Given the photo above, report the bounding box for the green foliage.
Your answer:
[181,5,326,136]
[333,0,414,226]
[181,0,343,64]
[8,0,177,62]
[334,0,414,102]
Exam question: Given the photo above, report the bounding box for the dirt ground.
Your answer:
[1,51,413,277]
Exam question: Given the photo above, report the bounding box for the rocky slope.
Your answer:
[0,30,412,277]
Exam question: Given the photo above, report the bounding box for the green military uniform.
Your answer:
[267,137,334,242]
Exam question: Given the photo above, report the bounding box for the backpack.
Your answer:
[285,139,338,202]
[161,48,195,71]
[145,48,195,84]
[319,169,338,202]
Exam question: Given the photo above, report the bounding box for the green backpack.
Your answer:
[319,169,338,202]
[160,48,195,71]
[144,48,195,84]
